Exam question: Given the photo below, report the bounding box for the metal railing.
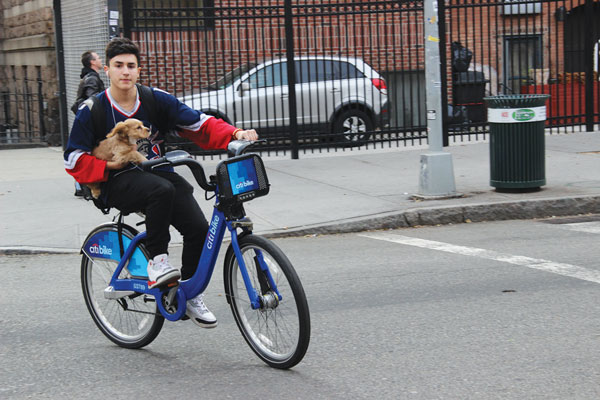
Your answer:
[117,0,599,156]
[123,0,428,156]
[0,70,46,146]
[443,0,599,142]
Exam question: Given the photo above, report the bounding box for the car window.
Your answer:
[336,61,365,79]
[246,62,288,89]
[296,61,317,83]
[296,60,333,83]
[295,60,365,83]
[210,63,257,90]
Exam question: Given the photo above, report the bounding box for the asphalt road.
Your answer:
[2,216,600,399]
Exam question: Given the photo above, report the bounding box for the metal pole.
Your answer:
[584,0,594,131]
[53,0,69,150]
[37,67,46,140]
[122,0,133,39]
[424,1,443,152]
[438,0,449,147]
[284,0,299,160]
[417,0,457,197]
[107,0,120,40]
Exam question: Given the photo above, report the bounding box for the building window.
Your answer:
[132,0,214,30]
[502,1,541,15]
[504,36,542,94]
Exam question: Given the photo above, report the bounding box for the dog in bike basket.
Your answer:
[87,118,150,198]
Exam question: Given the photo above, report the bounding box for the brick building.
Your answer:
[128,1,425,95]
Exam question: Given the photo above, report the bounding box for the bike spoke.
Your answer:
[229,240,305,364]
[83,251,161,346]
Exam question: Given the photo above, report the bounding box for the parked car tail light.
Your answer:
[371,78,388,95]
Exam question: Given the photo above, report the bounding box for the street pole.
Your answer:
[418,0,457,197]
[53,0,68,150]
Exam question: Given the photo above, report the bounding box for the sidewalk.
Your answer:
[1,131,599,253]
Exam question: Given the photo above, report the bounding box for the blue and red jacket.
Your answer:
[64,87,236,185]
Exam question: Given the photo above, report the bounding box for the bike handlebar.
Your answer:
[141,150,216,192]
[227,139,266,157]
[140,140,265,192]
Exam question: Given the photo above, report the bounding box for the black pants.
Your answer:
[105,169,208,280]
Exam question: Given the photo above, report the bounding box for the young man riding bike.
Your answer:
[64,38,258,328]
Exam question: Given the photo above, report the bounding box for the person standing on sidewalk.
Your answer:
[71,51,106,114]
[64,38,258,328]
[71,51,106,196]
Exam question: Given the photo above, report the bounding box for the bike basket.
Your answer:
[216,154,270,203]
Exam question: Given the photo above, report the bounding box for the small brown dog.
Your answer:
[87,118,150,198]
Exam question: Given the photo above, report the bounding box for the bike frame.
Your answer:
[101,203,281,322]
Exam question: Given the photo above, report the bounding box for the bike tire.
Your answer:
[81,224,164,349]
[224,234,310,369]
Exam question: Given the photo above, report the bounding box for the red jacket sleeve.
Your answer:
[65,152,109,184]
[177,116,236,150]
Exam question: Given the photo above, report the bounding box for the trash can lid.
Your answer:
[484,94,549,108]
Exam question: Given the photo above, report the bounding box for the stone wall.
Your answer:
[1,0,60,145]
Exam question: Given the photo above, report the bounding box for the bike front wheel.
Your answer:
[81,224,164,349]
[224,234,311,369]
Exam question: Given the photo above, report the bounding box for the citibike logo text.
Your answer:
[206,215,220,250]
[89,243,113,256]
[236,179,255,190]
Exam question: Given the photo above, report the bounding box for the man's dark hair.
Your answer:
[81,51,95,68]
[105,38,140,66]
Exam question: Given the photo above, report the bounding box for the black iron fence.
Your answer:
[123,0,429,156]
[0,69,46,146]
[444,0,599,143]
[102,1,600,155]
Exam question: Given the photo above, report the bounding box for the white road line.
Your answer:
[359,232,600,284]
[562,221,600,234]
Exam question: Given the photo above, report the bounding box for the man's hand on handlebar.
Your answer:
[234,129,259,141]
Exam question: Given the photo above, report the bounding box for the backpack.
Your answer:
[71,79,86,114]
[82,83,169,214]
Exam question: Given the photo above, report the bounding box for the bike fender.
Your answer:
[82,224,148,278]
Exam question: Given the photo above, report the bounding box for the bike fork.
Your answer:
[229,229,282,309]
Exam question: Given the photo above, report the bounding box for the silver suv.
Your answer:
[180,56,389,143]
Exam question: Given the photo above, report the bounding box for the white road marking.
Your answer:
[561,221,600,234]
[359,232,600,284]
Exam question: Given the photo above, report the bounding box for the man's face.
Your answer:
[104,54,140,91]
[90,52,103,71]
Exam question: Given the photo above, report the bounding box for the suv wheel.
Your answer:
[333,109,373,145]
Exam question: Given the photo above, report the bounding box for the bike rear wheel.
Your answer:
[81,224,164,349]
[224,235,310,369]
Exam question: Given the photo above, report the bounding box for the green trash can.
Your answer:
[484,94,550,191]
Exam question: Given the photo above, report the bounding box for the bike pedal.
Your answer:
[147,280,180,290]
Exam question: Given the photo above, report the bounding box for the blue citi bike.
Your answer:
[80,140,310,369]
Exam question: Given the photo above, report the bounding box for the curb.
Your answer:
[2,195,599,254]
[0,246,80,255]
[261,195,600,238]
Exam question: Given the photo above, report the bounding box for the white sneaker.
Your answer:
[186,294,218,328]
[147,254,180,289]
